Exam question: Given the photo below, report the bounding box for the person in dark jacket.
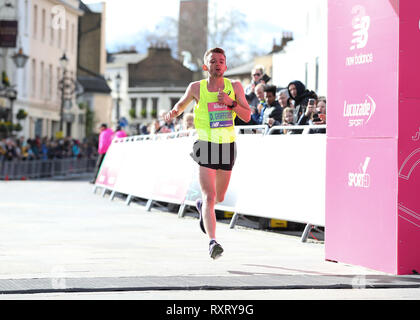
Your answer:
[287,80,317,121]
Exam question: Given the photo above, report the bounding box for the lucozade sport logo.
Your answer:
[348,157,371,188]
[343,95,376,127]
[346,5,374,66]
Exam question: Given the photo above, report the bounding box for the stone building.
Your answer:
[0,0,84,139]
[127,44,194,127]
[105,49,146,133]
[76,1,112,135]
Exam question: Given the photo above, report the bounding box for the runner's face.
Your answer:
[206,53,227,77]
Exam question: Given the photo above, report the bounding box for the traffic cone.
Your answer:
[5,175,9,181]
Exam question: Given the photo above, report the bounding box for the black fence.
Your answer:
[0,158,97,180]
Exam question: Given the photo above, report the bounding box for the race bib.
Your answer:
[208,102,233,128]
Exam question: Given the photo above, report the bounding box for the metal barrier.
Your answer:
[0,158,97,180]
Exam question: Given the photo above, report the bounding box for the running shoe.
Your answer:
[209,240,224,260]
[195,199,206,234]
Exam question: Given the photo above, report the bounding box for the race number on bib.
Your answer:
[208,102,233,128]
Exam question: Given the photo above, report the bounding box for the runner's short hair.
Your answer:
[204,47,226,64]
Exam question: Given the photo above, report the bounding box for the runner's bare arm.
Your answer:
[231,81,251,123]
[163,82,200,122]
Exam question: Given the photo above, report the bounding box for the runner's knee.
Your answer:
[203,192,216,204]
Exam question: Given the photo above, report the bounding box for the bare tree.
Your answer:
[207,2,249,67]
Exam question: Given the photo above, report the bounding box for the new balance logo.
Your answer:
[350,6,370,50]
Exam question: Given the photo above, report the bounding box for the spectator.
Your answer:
[158,111,175,133]
[40,137,48,160]
[4,138,17,161]
[151,120,163,134]
[287,80,318,121]
[245,65,266,103]
[316,96,327,122]
[91,123,114,184]
[282,107,296,135]
[183,113,195,130]
[140,124,150,135]
[160,120,175,133]
[114,125,128,138]
[239,65,267,126]
[0,138,6,161]
[250,83,266,124]
[72,140,81,158]
[297,98,325,134]
[277,88,290,109]
[312,97,327,134]
[256,85,283,132]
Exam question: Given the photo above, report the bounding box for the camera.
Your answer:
[312,113,321,122]
[261,74,271,83]
[308,98,315,106]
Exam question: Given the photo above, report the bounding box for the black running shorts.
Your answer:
[190,140,237,171]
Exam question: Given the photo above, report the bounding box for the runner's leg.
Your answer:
[215,169,232,204]
[198,166,217,240]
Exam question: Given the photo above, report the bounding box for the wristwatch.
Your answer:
[229,101,238,109]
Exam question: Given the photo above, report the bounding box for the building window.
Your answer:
[40,61,44,99]
[170,98,179,108]
[50,13,55,45]
[65,20,69,51]
[141,98,147,118]
[57,67,61,101]
[152,98,158,118]
[24,0,29,36]
[31,59,36,97]
[58,27,62,48]
[48,64,53,99]
[33,5,38,39]
[71,24,75,54]
[41,8,46,42]
[130,98,137,118]
[35,118,43,137]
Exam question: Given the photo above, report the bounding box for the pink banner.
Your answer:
[326,0,420,274]
[327,0,399,138]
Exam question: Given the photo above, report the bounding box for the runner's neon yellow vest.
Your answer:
[194,78,237,144]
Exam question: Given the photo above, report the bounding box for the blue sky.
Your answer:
[84,0,312,58]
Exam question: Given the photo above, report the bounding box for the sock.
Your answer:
[209,239,217,245]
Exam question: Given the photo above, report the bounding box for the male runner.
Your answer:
[163,48,251,259]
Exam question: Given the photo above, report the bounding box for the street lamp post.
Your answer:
[59,53,69,133]
[115,73,122,124]
[58,53,75,136]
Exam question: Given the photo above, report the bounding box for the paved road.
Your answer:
[0,179,419,300]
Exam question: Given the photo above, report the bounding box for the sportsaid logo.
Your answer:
[346,5,374,67]
[343,95,376,127]
[348,157,371,188]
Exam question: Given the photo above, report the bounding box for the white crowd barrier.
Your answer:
[94,125,327,240]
